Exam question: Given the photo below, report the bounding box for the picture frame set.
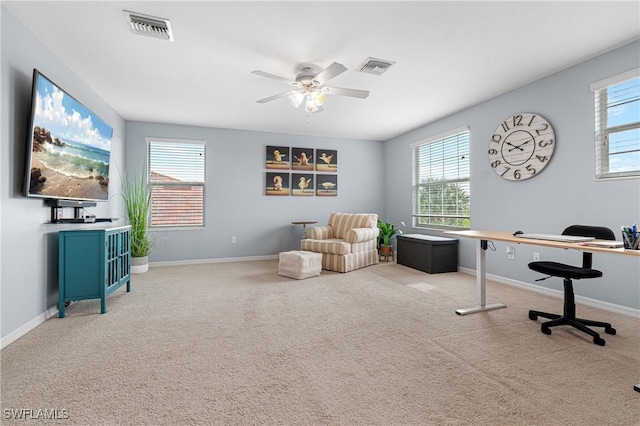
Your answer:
[265,146,337,196]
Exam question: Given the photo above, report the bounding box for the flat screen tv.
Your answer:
[24,69,113,202]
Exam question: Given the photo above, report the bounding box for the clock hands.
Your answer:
[507,140,531,152]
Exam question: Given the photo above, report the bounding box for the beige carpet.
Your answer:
[1,260,639,425]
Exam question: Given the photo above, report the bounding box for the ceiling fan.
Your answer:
[251,62,369,113]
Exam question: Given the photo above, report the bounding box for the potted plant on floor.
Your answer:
[122,172,153,273]
[377,219,404,259]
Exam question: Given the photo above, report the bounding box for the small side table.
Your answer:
[291,221,317,239]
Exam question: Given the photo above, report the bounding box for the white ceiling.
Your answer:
[5,1,640,141]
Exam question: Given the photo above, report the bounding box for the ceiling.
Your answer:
[4,1,640,141]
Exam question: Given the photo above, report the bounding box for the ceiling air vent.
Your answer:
[356,58,395,75]
[124,10,174,41]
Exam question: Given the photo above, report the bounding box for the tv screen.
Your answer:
[25,69,113,202]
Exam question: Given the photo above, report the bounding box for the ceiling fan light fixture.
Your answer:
[313,91,326,106]
[305,99,318,113]
[288,92,304,108]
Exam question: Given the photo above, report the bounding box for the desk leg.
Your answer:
[456,239,507,315]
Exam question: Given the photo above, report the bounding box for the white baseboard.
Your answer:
[1,305,58,350]
[457,266,640,319]
[150,254,278,267]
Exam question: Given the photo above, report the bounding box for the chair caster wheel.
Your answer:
[594,337,606,346]
[541,326,551,335]
[605,327,616,335]
[529,312,538,321]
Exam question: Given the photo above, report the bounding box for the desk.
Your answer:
[445,230,639,315]
[446,229,640,393]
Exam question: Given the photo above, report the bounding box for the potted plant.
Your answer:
[122,172,153,273]
[377,219,404,257]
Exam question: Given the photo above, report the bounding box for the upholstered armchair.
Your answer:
[301,212,380,273]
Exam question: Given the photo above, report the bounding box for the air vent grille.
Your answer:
[124,10,174,41]
[357,58,395,75]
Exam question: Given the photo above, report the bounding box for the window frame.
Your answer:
[146,137,206,230]
[591,68,640,180]
[411,126,471,230]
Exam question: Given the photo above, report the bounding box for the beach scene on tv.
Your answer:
[28,73,112,201]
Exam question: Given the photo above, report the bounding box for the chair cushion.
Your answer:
[528,261,603,279]
[300,238,351,255]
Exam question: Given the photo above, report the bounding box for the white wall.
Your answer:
[383,40,640,310]
[124,122,385,262]
[1,8,126,344]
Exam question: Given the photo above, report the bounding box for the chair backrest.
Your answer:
[563,224,615,269]
[562,225,615,241]
[328,212,378,239]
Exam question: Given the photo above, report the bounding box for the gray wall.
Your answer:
[384,40,640,310]
[1,8,126,341]
[124,122,384,262]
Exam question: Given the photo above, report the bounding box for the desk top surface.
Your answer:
[445,229,640,257]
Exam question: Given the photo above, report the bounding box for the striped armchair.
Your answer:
[301,212,380,273]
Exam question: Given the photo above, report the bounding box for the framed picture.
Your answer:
[292,147,314,171]
[266,172,290,196]
[316,149,337,172]
[292,173,314,196]
[266,145,290,169]
[316,174,337,196]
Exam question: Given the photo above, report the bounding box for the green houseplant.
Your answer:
[122,172,153,273]
[377,219,404,250]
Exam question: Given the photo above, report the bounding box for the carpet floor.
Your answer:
[1,260,639,425]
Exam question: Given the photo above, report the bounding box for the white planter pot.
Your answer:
[131,256,149,274]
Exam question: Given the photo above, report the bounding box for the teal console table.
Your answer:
[58,225,131,318]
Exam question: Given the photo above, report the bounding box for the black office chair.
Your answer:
[528,225,616,346]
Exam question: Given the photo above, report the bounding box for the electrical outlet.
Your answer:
[533,252,540,261]
[506,246,515,260]
[231,236,237,244]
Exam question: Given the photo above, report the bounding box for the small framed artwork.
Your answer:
[292,173,314,196]
[316,149,337,172]
[266,145,290,169]
[316,174,337,196]
[292,147,314,171]
[266,172,290,196]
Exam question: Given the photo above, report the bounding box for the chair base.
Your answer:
[529,278,616,346]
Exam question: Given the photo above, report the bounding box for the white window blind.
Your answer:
[411,127,470,229]
[592,69,640,179]
[147,138,206,228]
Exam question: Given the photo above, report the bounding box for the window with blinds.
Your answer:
[411,127,470,229]
[591,69,640,179]
[147,138,206,228]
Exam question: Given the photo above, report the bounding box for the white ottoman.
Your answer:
[278,250,322,279]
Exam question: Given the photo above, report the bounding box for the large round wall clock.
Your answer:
[488,112,555,181]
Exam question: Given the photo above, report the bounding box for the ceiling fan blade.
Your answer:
[251,70,297,86]
[256,91,293,103]
[313,62,347,86]
[323,86,370,99]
